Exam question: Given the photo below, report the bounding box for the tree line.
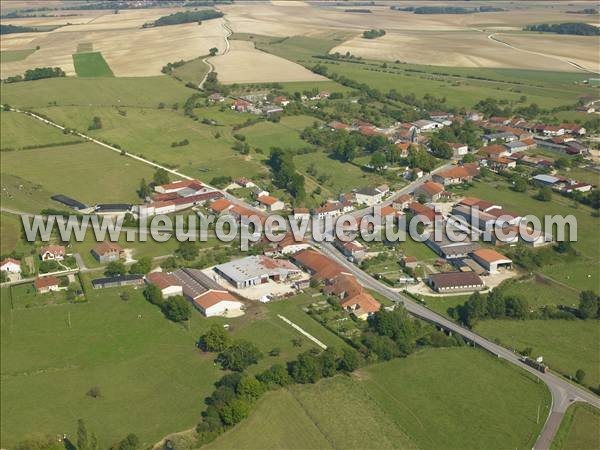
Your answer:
[362,29,386,39]
[525,22,600,36]
[145,9,224,27]
[4,67,66,83]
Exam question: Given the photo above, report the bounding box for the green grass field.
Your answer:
[551,403,600,450]
[242,115,317,152]
[476,319,600,387]
[171,57,210,86]
[32,106,267,180]
[1,111,82,150]
[207,347,551,450]
[1,271,330,448]
[0,48,36,63]
[72,52,114,77]
[0,77,192,109]
[0,142,154,212]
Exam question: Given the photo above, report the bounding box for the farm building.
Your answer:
[214,256,301,289]
[39,245,65,261]
[425,228,480,260]
[432,165,478,186]
[428,272,485,293]
[91,242,123,263]
[91,275,144,289]
[471,249,513,273]
[145,272,183,298]
[34,276,60,294]
[193,290,243,317]
[94,204,132,216]
[0,258,21,273]
[323,273,381,320]
[292,249,347,281]
[51,194,88,210]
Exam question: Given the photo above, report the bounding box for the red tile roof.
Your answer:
[473,248,511,264]
[194,290,239,310]
[146,272,179,290]
[34,276,59,290]
[419,181,444,196]
[93,241,122,256]
[257,195,280,206]
[293,249,347,280]
[39,245,65,257]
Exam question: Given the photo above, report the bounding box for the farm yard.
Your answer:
[206,347,551,450]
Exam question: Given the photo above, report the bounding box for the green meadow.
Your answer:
[0,110,82,150]
[551,403,600,450]
[207,347,550,450]
[0,48,36,63]
[72,52,114,78]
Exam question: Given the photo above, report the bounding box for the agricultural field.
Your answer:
[0,48,36,63]
[0,110,82,150]
[551,403,600,450]
[0,9,227,78]
[72,51,114,77]
[0,272,329,449]
[211,40,326,84]
[0,142,154,212]
[477,319,600,388]
[207,347,551,450]
[0,76,192,109]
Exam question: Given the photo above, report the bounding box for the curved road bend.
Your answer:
[317,241,599,449]
[199,18,233,89]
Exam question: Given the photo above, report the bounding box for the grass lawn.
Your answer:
[502,276,580,309]
[551,403,600,450]
[0,142,154,212]
[207,347,551,450]
[0,111,82,150]
[1,212,36,256]
[241,115,318,152]
[33,106,267,181]
[266,293,353,350]
[171,57,210,86]
[295,151,386,195]
[72,52,114,77]
[476,319,600,388]
[0,76,192,109]
[0,48,36,63]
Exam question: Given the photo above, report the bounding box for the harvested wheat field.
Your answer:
[331,30,599,72]
[0,10,228,78]
[210,40,326,84]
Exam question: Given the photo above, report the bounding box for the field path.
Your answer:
[487,32,598,74]
[277,314,327,349]
[199,18,233,89]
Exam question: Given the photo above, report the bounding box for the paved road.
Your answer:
[317,240,599,449]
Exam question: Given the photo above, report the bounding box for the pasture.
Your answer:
[0,111,82,150]
[0,272,330,448]
[551,403,600,450]
[72,51,114,77]
[0,142,154,212]
[171,57,210,86]
[206,347,550,450]
[476,319,599,388]
[32,106,267,180]
[242,115,317,152]
[0,76,192,109]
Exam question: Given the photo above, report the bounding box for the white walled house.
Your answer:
[0,258,21,273]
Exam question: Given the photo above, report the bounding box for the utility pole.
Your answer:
[67,311,71,328]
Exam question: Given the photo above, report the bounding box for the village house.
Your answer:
[355,186,385,206]
[432,165,478,186]
[407,202,439,223]
[322,273,381,320]
[234,177,256,188]
[392,194,412,211]
[232,98,253,113]
[481,132,517,145]
[450,143,469,158]
[91,241,123,263]
[251,186,270,198]
[208,92,225,103]
[327,120,351,131]
[412,119,443,132]
[334,239,367,261]
[428,272,485,293]
[34,276,61,294]
[478,144,510,159]
[0,258,21,273]
[273,233,311,255]
[487,156,516,172]
[273,96,290,106]
[209,198,235,215]
[39,245,66,261]
[414,181,445,202]
[400,256,418,269]
[257,194,285,211]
